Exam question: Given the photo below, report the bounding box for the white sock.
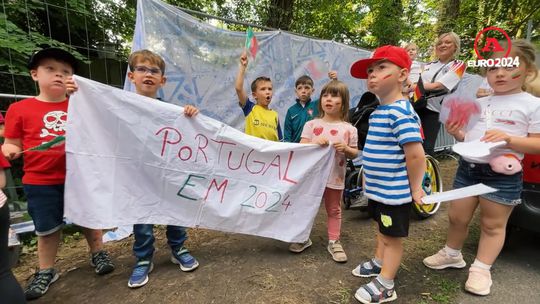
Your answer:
[471,258,491,271]
[357,277,394,302]
[443,245,461,257]
[376,275,394,289]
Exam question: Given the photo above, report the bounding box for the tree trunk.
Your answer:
[264,0,294,30]
[372,0,404,46]
[436,0,460,35]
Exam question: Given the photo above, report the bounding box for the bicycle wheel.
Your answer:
[412,155,442,219]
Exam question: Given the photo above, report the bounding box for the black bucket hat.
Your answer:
[27,47,79,73]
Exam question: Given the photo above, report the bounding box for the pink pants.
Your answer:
[323,187,343,241]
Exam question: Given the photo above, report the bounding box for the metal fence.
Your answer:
[0,0,128,106]
[434,125,456,152]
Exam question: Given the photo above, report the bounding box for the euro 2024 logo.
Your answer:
[467,26,519,68]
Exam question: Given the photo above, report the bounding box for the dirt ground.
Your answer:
[13,158,480,304]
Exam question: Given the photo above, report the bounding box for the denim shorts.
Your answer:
[454,159,522,206]
[24,184,65,236]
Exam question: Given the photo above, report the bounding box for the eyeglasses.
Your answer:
[133,66,162,75]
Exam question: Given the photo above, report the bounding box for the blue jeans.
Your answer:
[454,158,522,206]
[132,224,187,260]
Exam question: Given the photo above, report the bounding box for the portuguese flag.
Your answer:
[245,27,259,59]
[24,135,66,153]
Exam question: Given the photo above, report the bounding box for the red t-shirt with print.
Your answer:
[4,98,68,185]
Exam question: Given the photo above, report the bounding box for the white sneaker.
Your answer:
[423,249,466,270]
[465,266,492,296]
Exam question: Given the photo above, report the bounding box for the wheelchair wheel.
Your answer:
[412,155,442,219]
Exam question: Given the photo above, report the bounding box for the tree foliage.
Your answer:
[1,0,539,74]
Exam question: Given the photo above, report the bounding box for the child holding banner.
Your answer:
[2,47,115,300]
[235,51,283,141]
[350,45,426,303]
[423,40,540,296]
[125,49,200,288]
[296,80,358,262]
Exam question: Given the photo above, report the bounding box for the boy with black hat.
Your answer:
[349,46,426,303]
[2,47,115,301]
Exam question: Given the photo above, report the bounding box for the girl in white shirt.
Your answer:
[423,40,540,296]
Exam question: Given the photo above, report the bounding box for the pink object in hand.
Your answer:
[440,96,481,131]
[489,154,522,175]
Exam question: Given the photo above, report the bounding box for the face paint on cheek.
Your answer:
[382,74,392,80]
[511,72,521,80]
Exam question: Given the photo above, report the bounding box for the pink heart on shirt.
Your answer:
[313,127,324,136]
[330,129,338,136]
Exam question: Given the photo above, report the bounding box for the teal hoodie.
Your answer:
[283,98,319,143]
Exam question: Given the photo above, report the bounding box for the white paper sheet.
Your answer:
[421,183,498,204]
[452,140,506,158]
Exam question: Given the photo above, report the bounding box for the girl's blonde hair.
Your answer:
[493,40,538,90]
[405,42,418,51]
[509,39,538,80]
[436,32,461,58]
[318,80,350,121]
[525,73,540,97]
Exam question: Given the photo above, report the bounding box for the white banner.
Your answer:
[65,76,335,242]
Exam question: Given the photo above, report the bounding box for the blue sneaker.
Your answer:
[127,260,153,288]
[171,247,199,272]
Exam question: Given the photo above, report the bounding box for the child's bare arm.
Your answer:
[2,138,23,160]
[482,131,540,154]
[0,169,6,189]
[235,51,249,107]
[403,141,426,204]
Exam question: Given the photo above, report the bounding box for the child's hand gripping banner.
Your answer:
[65,76,335,243]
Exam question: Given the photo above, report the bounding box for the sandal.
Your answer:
[352,259,381,277]
[327,240,347,263]
[354,278,397,304]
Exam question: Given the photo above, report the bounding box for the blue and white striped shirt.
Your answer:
[363,99,422,205]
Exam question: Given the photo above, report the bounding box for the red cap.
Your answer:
[350,45,412,79]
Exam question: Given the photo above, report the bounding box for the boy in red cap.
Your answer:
[2,47,115,301]
[349,46,426,303]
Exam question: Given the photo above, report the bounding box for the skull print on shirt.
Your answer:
[40,110,67,138]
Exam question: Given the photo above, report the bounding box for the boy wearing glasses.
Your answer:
[126,49,200,288]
